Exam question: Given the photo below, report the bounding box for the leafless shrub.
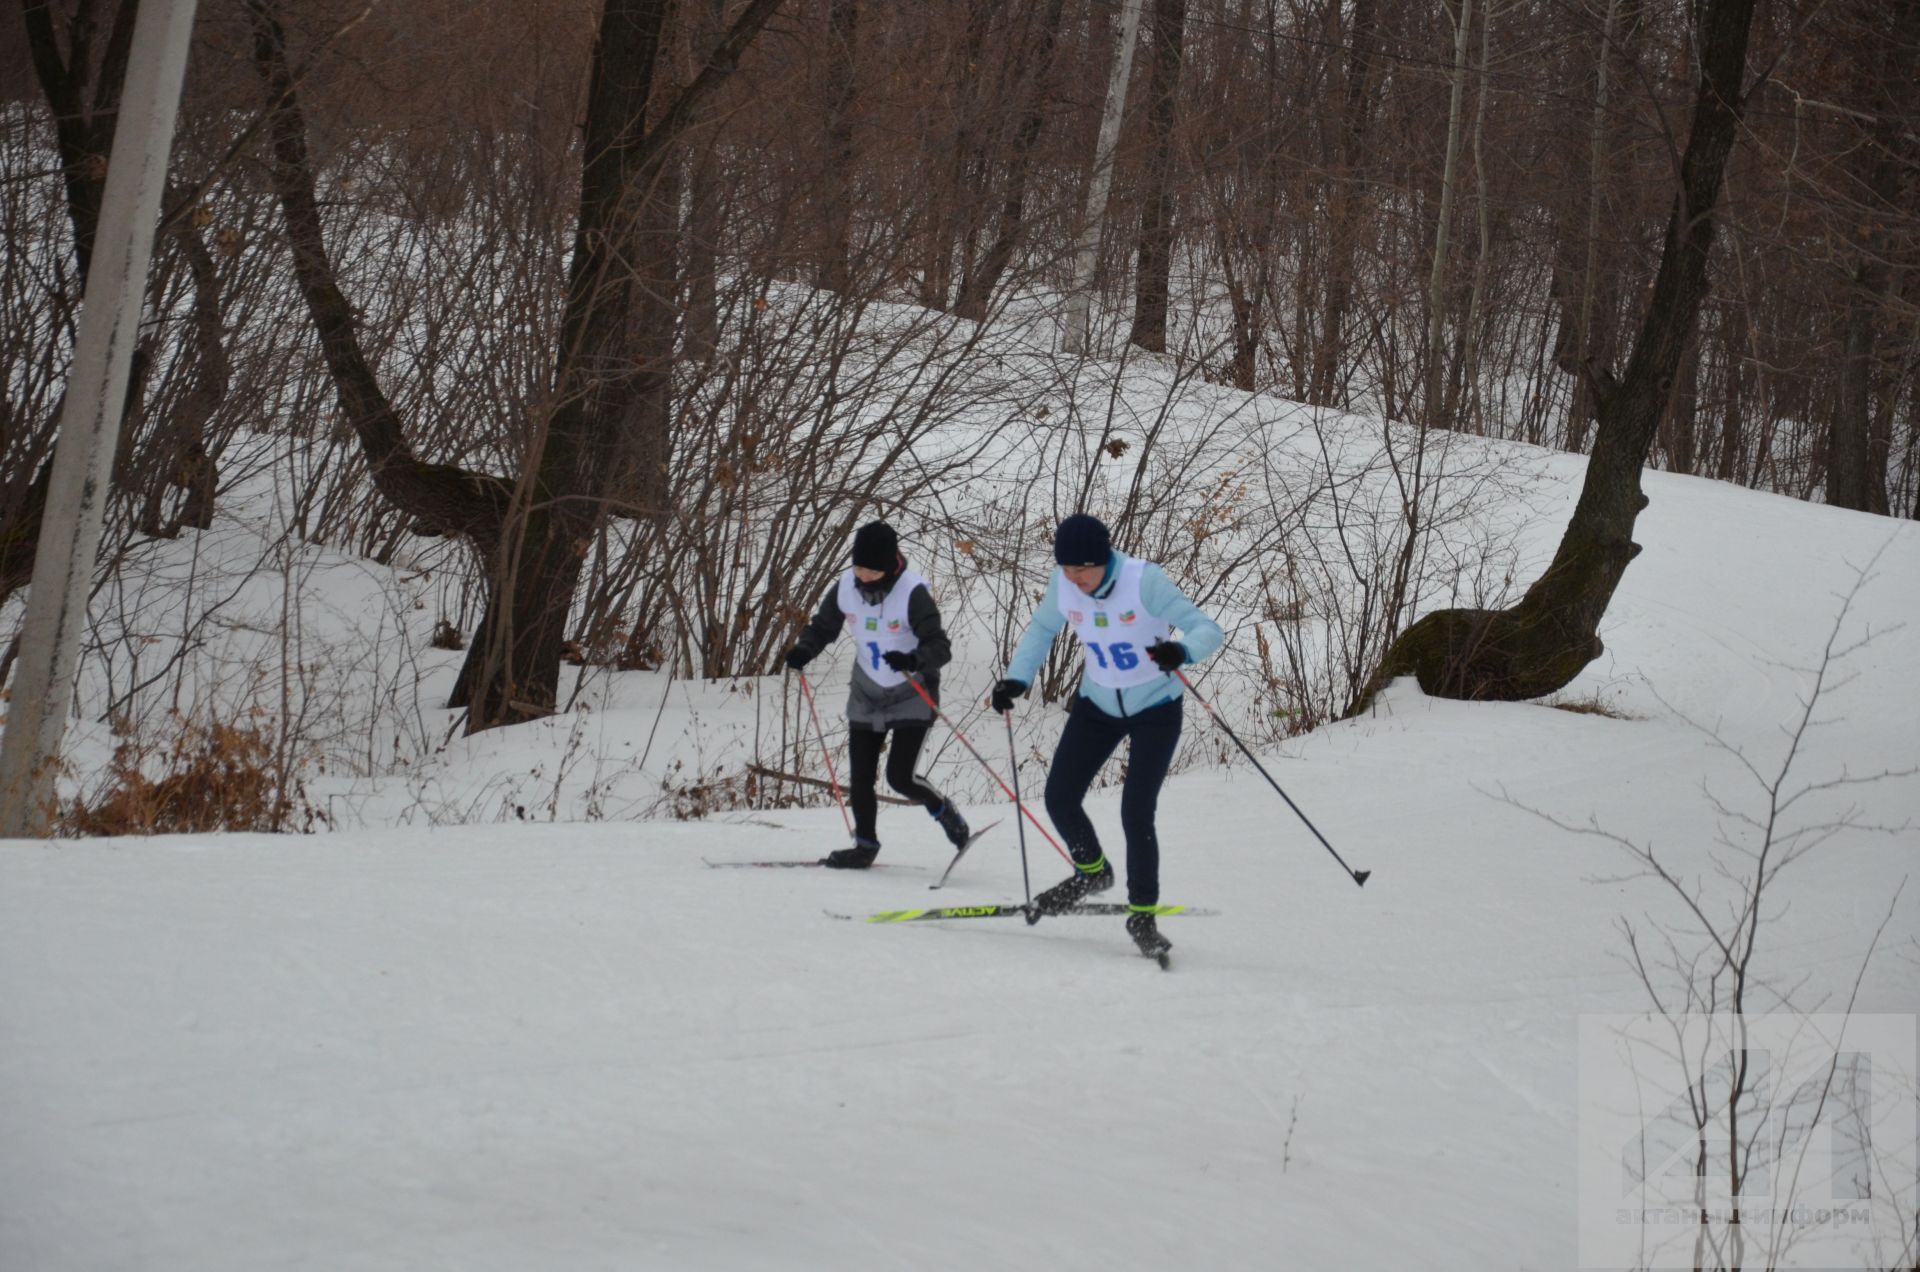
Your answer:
[59,710,325,835]
[1502,550,1916,1270]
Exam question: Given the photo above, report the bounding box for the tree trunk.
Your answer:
[249,1,515,552]
[1824,0,1917,513]
[1308,0,1380,406]
[1348,0,1759,712]
[1062,0,1146,354]
[462,0,666,726]
[817,0,860,294]
[250,0,786,729]
[15,2,229,551]
[139,198,230,538]
[1,347,149,608]
[1564,0,1622,453]
[1661,335,1699,475]
[954,0,1069,321]
[1422,0,1476,428]
[20,0,143,279]
[1715,325,1746,482]
[1128,0,1186,353]
[458,0,787,728]
[1449,0,1497,431]
[682,0,728,365]
[1226,276,1260,391]
[918,0,1001,311]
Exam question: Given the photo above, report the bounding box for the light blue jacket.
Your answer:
[1004,552,1224,718]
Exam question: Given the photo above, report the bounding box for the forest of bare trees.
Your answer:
[2,0,1915,738]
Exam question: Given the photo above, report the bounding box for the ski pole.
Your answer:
[1175,669,1370,887]
[1005,709,1033,910]
[903,676,1073,866]
[797,671,852,835]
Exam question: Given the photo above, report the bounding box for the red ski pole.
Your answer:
[904,677,1073,866]
[797,671,852,835]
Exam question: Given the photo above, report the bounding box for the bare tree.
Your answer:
[1308,0,1383,407]
[247,0,789,731]
[1128,0,1186,354]
[7,1,239,583]
[816,0,859,294]
[1350,0,1763,709]
[1824,0,1919,513]
[1062,0,1145,355]
[952,0,1069,321]
[1421,0,1476,428]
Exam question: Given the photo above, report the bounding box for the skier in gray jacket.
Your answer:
[783,522,972,868]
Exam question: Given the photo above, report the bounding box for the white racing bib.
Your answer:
[838,568,928,688]
[1054,558,1175,690]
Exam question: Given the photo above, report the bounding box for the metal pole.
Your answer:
[1005,711,1033,910]
[1175,670,1370,887]
[0,0,202,836]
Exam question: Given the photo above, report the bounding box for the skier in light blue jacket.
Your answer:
[989,514,1223,958]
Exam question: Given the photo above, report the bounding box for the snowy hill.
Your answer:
[4,422,1918,1268]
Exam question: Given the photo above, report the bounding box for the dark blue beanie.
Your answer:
[1053,514,1111,566]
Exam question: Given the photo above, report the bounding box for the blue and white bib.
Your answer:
[837,568,928,688]
[1054,558,1175,690]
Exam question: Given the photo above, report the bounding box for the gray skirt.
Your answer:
[846,666,939,730]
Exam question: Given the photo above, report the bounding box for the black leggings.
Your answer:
[847,725,946,842]
[1043,696,1183,906]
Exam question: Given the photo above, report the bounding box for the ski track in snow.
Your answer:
[4,478,1920,1269]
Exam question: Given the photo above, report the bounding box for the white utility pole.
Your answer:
[0,0,201,836]
[1061,0,1146,356]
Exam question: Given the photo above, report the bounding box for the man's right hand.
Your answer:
[989,679,1028,714]
[784,646,812,671]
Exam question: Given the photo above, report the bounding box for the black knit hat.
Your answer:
[1053,513,1111,566]
[851,521,900,572]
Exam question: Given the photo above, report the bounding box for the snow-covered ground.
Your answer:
[4,443,1918,1268]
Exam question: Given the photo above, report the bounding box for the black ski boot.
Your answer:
[930,802,971,849]
[1126,911,1173,966]
[823,837,881,869]
[1032,858,1115,914]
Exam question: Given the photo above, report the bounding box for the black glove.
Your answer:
[1146,640,1187,672]
[784,645,812,671]
[989,678,1028,714]
[881,649,919,673]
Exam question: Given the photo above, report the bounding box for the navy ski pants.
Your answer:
[1043,696,1183,906]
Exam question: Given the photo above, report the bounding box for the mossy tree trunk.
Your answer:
[1347,0,1759,714]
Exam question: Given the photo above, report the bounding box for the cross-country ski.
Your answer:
[927,817,1003,889]
[824,901,1219,923]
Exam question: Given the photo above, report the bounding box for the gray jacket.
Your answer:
[792,570,951,730]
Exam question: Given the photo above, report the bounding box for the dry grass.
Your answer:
[1543,694,1637,720]
[61,713,325,836]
